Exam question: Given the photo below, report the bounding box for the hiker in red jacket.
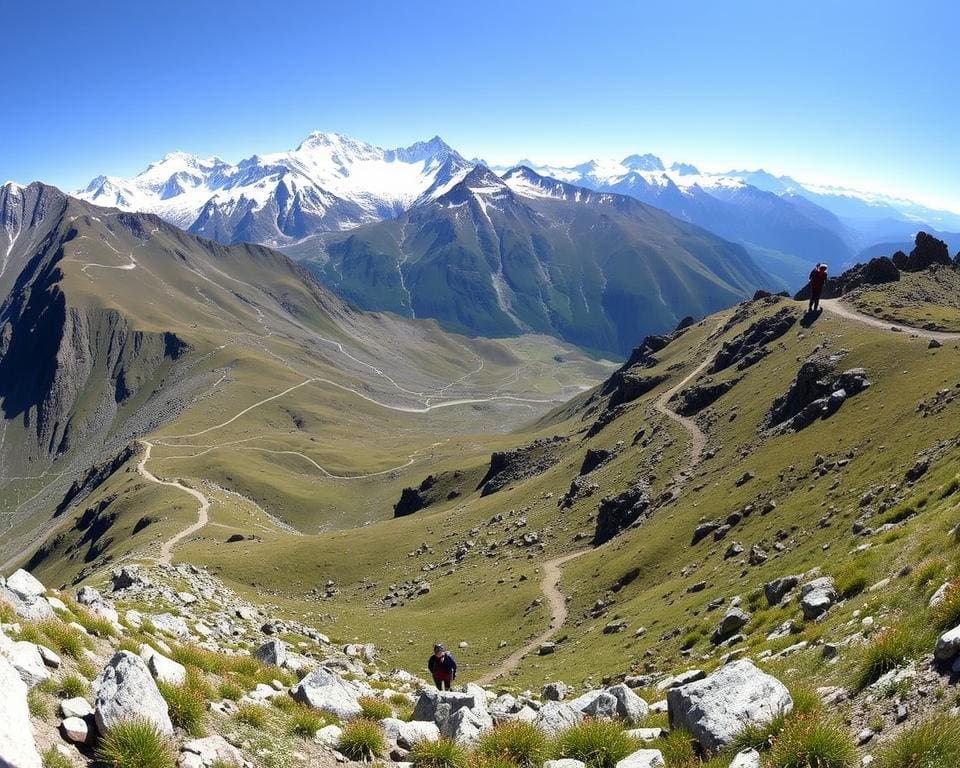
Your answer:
[427,643,457,690]
[808,263,828,312]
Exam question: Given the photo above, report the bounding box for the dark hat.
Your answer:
[434,643,445,651]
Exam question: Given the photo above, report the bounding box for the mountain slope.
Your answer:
[76,133,473,246]
[291,166,773,357]
[0,182,609,567]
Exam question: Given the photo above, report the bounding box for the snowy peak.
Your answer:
[670,162,700,176]
[623,153,665,172]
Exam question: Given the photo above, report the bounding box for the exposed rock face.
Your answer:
[291,668,366,719]
[605,373,669,410]
[533,702,583,735]
[380,717,441,748]
[180,735,245,767]
[580,447,617,475]
[666,660,793,752]
[621,335,672,370]
[594,482,652,545]
[710,307,797,373]
[54,445,137,517]
[796,256,900,299]
[140,644,187,685]
[254,639,287,667]
[93,651,173,736]
[479,436,568,496]
[0,655,43,768]
[906,232,952,271]
[671,378,740,416]
[764,362,870,433]
[711,607,751,644]
[764,575,801,606]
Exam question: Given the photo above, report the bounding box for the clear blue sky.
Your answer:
[3,0,958,210]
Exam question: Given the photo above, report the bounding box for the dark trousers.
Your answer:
[433,676,452,690]
[809,288,823,312]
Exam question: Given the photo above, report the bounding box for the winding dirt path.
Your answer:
[820,298,960,341]
[478,327,721,684]
[137,441,211,564]
[476,549,589,685]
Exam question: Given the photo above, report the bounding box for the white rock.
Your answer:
[125,609,143,628]
[141,644,188,685]
[666,660,792,752]
[46,596,68,612]
[544,761,586,768]
[380,717,440,748]
[37,644,61,668]
[61,697,93,718]
[533,702,582,736]
[615,749,665,768]
[60,716,92,744]
[316,724,343,747]
[291,668,365,719]
[0,639,51,687]
[625,728,666,741]
[729,748,762,768]
[935,625,960,661]
[255,639,287,667]
[929,582,952,609]
[6,570,46,599]
[0,655,42,768]
[94,651,173,736]
[441,706,493,745]
[180,734,244,766]
[799,577,837,620]
[606,683,649,724]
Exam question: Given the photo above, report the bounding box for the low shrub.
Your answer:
[57,673,88,699]
[37,619,88,658]
[409,737,469,768]
[359,696,393,720]
[62,598,116,637]
[27,688,50,719]
[75,658,98,680]
[288,707,326,739]
[873,714,960,767]
[767,713,857,768]
[553,719,639,768]
[477,721,548,767]
[218,680,244,701]
[337,718,386,761]
[95,719,176,768]
[235,703,267,728]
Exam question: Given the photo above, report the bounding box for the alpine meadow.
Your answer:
[3,4,960,768]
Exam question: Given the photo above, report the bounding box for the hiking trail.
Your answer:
[820,298,960,341]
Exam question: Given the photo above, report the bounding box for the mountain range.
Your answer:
[292,165,770,356]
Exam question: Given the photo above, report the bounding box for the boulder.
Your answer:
[255,639,287,667]
[148,612,191,637]
[799,577,837,620]
[615,750,665,768]
[141,644,187,685]
[0,655,42,768]
[666,660,792,752]
[180,735,244,766]
[579,692,618,718]
[315,724,343,747]
[606,684,649,724]
[545,761,586,768]
[380,717,440,748]
[291,668,365,720]
[711,608,751,644]
[929,582,952,609]
[93,651,173,736]
[0,573,55,622]
[534,701,583,736]
[60,716,92,744]
[764,575,801,607]
[542,681,572,701]
[934,625,960,662]
[61,697,94,718]
[412,689,487,727]
[6,570,46,599]
[441,706,493,745]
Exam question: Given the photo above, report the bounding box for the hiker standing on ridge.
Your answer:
[428,643,457,690]
[808,263,828,312]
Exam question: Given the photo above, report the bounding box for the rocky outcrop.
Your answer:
[291,667,368,719]
[666,660,793,752]
[796,256,900,300]
[671,378,740,416]
[0,569,55,621]
[764,362,870,433]
[0,655,42,768]
[93,651,174,736]
[479,437,567,496]
[710,307,796,373]
[799,577,837,620]
[594,482,652,545]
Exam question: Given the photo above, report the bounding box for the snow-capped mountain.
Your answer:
[77,133,473,246]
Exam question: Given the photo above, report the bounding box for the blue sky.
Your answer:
[3,0,958,210]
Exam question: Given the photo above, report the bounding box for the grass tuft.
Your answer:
[767,713,857,768]
[337,718,387,761]
[95,719,176,768]
[41,746,73,768]
[852,625,931,691]
[410,737,469,768]
[477,720,548,767]
[931,582,960,630]
[235,702,268,728]
[553,719,639,768]
[27,688,50,719]
[36,619,88,658]
[358,696,393,720]
[157,679,206,737]
[873,714,960,768]
[288,706,327,739]
[57,673,89,699]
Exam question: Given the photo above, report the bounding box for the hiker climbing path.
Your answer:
[137,441,211,564]
[820,298,960,342]
[480,327,722,683]
[476,549,588,685]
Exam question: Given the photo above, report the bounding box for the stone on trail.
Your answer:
[93,651,173,736]
[179,734,245,767]
[0,655,42,768]
[666,660,792,752]
[615,749,665,768]
[291,667,366,720]
[380,717,440,748]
